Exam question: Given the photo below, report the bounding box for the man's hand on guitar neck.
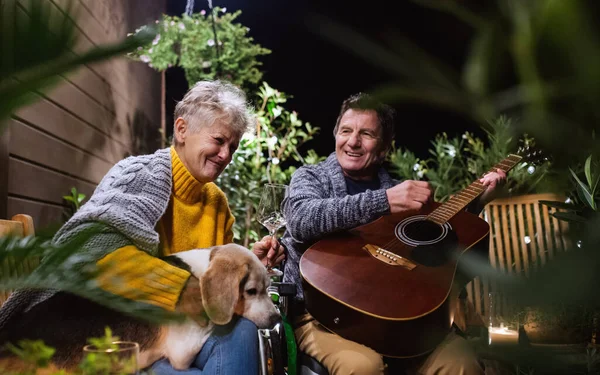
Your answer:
[385,180,433,214]
[478,168,507,206]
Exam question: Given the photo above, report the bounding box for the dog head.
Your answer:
[181,244,280,328]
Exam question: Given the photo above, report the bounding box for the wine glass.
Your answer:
[82,341,139,374]
[256,183,288,278]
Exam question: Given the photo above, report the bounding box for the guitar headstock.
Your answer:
[516,135,552,166]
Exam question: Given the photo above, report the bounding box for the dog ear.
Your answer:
[201,246,249,325]
[177,275,210,327]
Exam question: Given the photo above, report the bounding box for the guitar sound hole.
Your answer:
[402,220,443,242]
[395,217,458,267]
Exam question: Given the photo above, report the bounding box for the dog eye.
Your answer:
[246,288,258,296]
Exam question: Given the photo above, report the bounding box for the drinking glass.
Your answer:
[81,341,139,375]
[487,292,519,346]
[256,183,288,278]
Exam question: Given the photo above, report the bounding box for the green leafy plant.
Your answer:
[1,328,139,375]
[128,7,271,90]
[62,187,87,222]
[0,226,182,325]
[540,154,599,224]
[79,327,137,375]
[216,82,325,246]
[388,116,550,202]
[3,339,60,375]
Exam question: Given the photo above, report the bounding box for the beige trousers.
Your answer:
[294,313,484,375]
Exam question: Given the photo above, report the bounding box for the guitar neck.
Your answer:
[426,154,523,225]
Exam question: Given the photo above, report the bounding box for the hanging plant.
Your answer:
[127,7,271,89]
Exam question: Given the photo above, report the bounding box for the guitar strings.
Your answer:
[375,164,508,256]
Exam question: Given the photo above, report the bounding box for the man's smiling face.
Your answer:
[335,109,385,181]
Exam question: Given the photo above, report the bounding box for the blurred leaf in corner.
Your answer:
[0,224,183,324]
[305,0,600,167]
[0,0,157,127]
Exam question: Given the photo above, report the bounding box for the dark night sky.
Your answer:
[166,0,484,159]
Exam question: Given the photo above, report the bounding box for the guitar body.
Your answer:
[299,202,490,358]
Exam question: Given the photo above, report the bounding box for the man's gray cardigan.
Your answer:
[280,153,398,301]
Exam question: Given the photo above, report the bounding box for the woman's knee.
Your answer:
[232,317,258,342]
[212,316,259,352]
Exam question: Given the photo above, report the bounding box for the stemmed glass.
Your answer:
[82,341,139,374]
[256,183,288,278]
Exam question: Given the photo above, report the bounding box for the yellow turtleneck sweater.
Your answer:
[96,147,235,311]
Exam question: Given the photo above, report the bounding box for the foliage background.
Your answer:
[387,116,551,202]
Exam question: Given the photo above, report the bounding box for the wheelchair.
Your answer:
[258,279,485,375]
[258,281,328,375]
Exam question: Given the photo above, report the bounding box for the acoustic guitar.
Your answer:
[299,154,526,358]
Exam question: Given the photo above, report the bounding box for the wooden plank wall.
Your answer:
[3,0,166,230]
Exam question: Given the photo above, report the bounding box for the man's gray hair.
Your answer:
[173,80,255,145]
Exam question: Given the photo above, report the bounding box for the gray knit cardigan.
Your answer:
[281,153,398,301]
[0,148,174,331]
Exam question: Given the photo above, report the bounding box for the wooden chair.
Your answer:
[464,193,570,325]
[0,214,37,305]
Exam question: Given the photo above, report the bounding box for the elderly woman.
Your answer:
[0,80,284,374]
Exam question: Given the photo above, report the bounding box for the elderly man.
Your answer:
[0,80,284,375]
[280,93,505,375]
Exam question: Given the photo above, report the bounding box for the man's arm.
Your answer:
[284,167,390,243]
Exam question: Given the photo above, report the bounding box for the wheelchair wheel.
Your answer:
[271,324,286,375]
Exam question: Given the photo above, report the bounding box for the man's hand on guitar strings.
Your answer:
[385,180,433,214]
[478,168,507,205]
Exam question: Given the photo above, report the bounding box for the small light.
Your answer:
[268,136,278,147]
[524,236,531,244]
[447,146,456,158]
[527,166,536,174]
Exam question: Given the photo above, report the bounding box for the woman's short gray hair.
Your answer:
[173,80,255,144]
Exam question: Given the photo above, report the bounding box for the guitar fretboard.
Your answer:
[426,154,523,225]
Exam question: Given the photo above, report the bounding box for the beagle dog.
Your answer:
[0,243,280,371]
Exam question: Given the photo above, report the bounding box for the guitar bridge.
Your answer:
[363,244,417,270]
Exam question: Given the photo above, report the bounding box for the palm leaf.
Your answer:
[305,13,461,92]
[570,167,596,210]
[584,154,593,188]
[0,0,157,125]
[0,226,183,324]
[551,211,588,223]
[408,0,487,29]
[538,199,578,211]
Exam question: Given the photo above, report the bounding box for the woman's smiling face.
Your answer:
[175,117,241,183]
